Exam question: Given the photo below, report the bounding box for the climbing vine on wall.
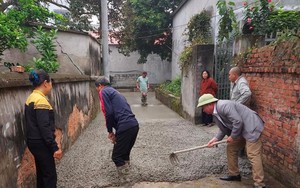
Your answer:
[179,10,212,73]
[216,0,238,42]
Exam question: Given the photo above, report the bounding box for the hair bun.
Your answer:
[29,71,40,85]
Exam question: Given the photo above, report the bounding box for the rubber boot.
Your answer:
[125,160,130,167]
[141,93,147,106]
[117,163,131,186]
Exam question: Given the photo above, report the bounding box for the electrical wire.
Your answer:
[114,1,257,40]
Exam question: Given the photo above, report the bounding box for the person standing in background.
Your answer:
[229,66,252,157]
[199,70,218,126]
[25,69,62,188]
[136,71,149,106]
[229,67,252,107]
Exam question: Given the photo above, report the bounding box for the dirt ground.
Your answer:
[56,92,286,188]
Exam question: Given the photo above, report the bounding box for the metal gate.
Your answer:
[214,40,233,100]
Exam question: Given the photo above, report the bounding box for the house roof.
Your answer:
[172,0,189,17]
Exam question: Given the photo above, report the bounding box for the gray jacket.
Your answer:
[230,76,251,106]
[213,100,264,142]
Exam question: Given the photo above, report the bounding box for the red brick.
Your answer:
[282,123,291,130]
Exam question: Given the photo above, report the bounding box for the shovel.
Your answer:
[169,140,227,165]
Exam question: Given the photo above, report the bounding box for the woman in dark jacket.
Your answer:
[25,69,62,188]
[199,70,218,126]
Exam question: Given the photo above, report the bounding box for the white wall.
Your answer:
[171,0,299,80]
[172,0,218,79]
[109,45,171,86]
[1,30,102,76]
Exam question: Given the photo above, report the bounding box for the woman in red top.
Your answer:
[199,70,218,126]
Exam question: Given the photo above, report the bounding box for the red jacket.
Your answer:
[200,77,217,96]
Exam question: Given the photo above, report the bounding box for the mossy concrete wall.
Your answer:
[0,72,99,188]
[154,88,183,117]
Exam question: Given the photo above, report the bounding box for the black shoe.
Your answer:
[253,185,266,188]
[220,175,241,181]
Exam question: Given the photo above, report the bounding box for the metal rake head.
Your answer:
[169,153,180,165]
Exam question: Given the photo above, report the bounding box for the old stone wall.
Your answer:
[1,30,102,76]
[154,88,183,117]
[238,40,300,188]
[0,72,99,188]
[109,45,172,88]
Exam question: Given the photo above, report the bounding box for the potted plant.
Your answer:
[4,62,25,73]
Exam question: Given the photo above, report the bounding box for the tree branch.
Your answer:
[44,0,70,11]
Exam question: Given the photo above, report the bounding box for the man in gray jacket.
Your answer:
[229,67,252,107]
[229,67,252,157]
[197,94,265,188]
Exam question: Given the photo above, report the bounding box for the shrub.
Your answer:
[160,77,181,97]
[26,27,59,73]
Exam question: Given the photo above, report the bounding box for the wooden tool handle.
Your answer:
[173,140,227,154]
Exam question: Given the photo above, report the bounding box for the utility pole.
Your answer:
[101,0,109,79]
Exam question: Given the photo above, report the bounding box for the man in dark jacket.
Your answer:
[95,78,139,184]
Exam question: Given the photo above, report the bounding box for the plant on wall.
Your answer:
[242,0,273,35]
[179,10,212,73]
[243,0,299,40]
[25,26,59,73]
[0,0,64,64]
[267,9,300,34]
[159,77,182,97]
[217,0,238,42]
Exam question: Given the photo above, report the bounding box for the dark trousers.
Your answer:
[112,126,139,167]
[27,140,57,188]
[202,110,213,125]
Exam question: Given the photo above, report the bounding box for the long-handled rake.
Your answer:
[169,140,227,165]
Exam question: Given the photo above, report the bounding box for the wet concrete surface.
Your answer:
[57,92,286,188]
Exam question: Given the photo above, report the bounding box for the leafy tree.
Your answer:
[0,0,63,60]
[111,0,182,64]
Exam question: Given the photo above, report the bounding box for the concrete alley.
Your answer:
[56,92,286,188]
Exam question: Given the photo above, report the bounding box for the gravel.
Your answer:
[56,115,252,188]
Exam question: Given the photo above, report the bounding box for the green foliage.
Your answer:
[186,11,212,44]
[27,27,59,73]
[160,77,181,97]
[217,0,237,42]
[179,45,193,73]
[242,0,299,40]
[267,10,300,33]
[111,0,182,64]
[0,13,28,57]
[0,0,64,62]
[243,0,273,35]
[179,11,212,72]
[63,0,98,31]
[273,29,300,44]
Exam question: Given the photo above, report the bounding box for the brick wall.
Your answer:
[237,40,300,188]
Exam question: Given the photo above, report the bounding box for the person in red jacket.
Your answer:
[199,70,218,126]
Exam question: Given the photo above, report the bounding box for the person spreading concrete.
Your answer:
[95,78,139,185]
[197,94,266,188]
